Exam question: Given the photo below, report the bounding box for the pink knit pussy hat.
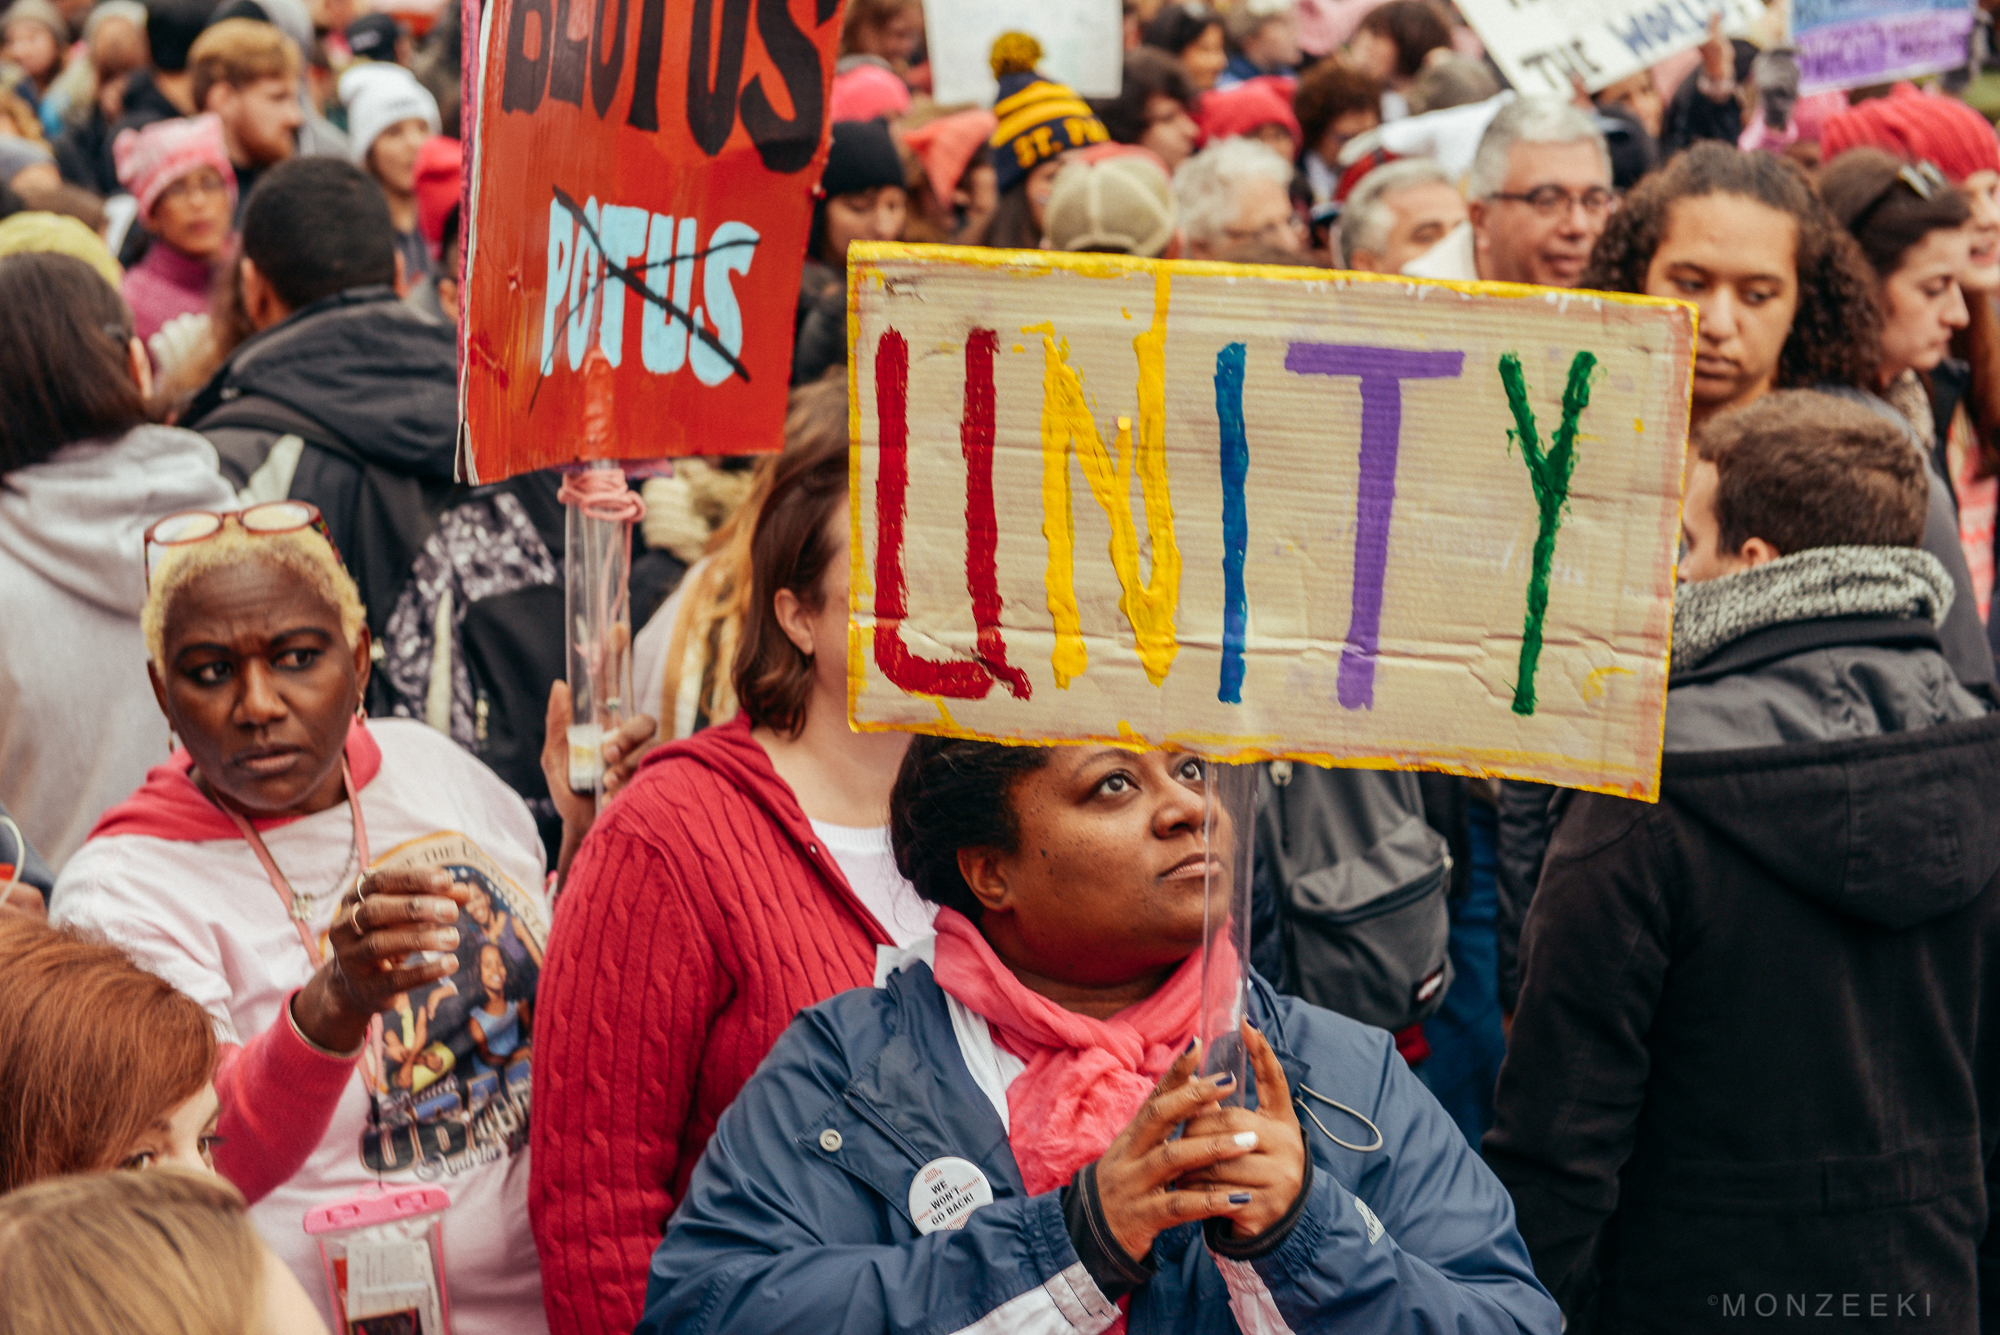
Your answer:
[114,113,238,222]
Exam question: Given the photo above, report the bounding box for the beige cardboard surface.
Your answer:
[846,244,1694,799]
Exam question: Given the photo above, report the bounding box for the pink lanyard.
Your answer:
[217,760,370,965]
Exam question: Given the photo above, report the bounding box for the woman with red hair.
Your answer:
[1822,87,2000,639]
[0,918,222,1193]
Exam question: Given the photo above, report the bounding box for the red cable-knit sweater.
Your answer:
[529,714,891,1335]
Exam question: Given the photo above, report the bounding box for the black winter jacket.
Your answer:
[1487,616,2000,1333]
[185,287,460,640]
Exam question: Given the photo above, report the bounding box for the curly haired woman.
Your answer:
[1581,141,1992,686]
[1584,142,1881,428]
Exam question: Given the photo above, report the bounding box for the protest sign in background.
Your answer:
[1791,0,1977,94]
[846,245,1695,798]
[1457,0,1761,94]
[461,0,841,480]
[921,0,1122,107]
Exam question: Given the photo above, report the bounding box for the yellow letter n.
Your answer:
[1031,268,1181,689]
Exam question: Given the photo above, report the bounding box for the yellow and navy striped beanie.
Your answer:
[987,32,1109,195]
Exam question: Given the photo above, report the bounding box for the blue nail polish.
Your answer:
[1214,1072,1235,1089]
[1228,1192,1252,1205]
[1184,1037,1199,1055]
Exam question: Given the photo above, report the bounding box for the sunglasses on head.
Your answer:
[1849,159,1952,234]
[142,500,338,591]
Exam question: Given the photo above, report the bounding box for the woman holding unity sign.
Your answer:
[634,736,1559,1335]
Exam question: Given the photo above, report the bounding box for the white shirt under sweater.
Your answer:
[808,819,937,947]
[53,720,551,1334]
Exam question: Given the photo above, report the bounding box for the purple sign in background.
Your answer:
[1795,3,1975,94]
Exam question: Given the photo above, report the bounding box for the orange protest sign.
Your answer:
[462,0,841,480]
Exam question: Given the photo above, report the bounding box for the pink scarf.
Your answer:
[929,909,1203,1197]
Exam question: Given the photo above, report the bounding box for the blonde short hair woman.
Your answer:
[0,1167,328,1334]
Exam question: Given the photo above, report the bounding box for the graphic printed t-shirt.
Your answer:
[53,720,551,1335]
[808,819,936,947]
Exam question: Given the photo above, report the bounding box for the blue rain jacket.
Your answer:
[639,962,1558,1335]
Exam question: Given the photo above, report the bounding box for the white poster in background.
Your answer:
[1457,0,1762,94]
[922,0,1124,107]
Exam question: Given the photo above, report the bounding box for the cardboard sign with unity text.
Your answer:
[846,245,1694,799]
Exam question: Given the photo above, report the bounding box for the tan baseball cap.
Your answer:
[1044,146,1179,258]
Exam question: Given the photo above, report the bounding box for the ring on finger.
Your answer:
[347,900,365,938]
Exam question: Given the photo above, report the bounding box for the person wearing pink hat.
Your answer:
[1822,85,2000,293]
[901,106,998,244]
[1197,75,1302,161]
[828,59,910,126]
[411,133,460,259]
[113,112,237,346]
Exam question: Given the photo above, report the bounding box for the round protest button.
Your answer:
[907,1156,994,1235]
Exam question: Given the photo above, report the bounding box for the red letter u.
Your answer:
[873,327,1030,700]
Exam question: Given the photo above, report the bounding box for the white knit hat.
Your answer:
[340,63,440,168]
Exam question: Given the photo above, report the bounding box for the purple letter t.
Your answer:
[1284,344,1463,709]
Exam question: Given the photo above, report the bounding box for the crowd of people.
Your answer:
[2,0,2000,1330]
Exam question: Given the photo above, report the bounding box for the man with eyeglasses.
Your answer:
[1404,97,1612,289]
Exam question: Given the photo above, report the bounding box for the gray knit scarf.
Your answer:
[1672,545,1955,672]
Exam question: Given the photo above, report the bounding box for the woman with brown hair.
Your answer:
[1343,0,1450,120]
[1141,2,1228,93]
[1820,90,2000,643]
[0,251,236,872]
[1581,142,1884,432]
[0,1168,329,1335]
[1091,46,1203,175]
[1820,149,1973,420]
[1580,143,1994,691]
[530,378,932,1335]
[1819,148,2000,681]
